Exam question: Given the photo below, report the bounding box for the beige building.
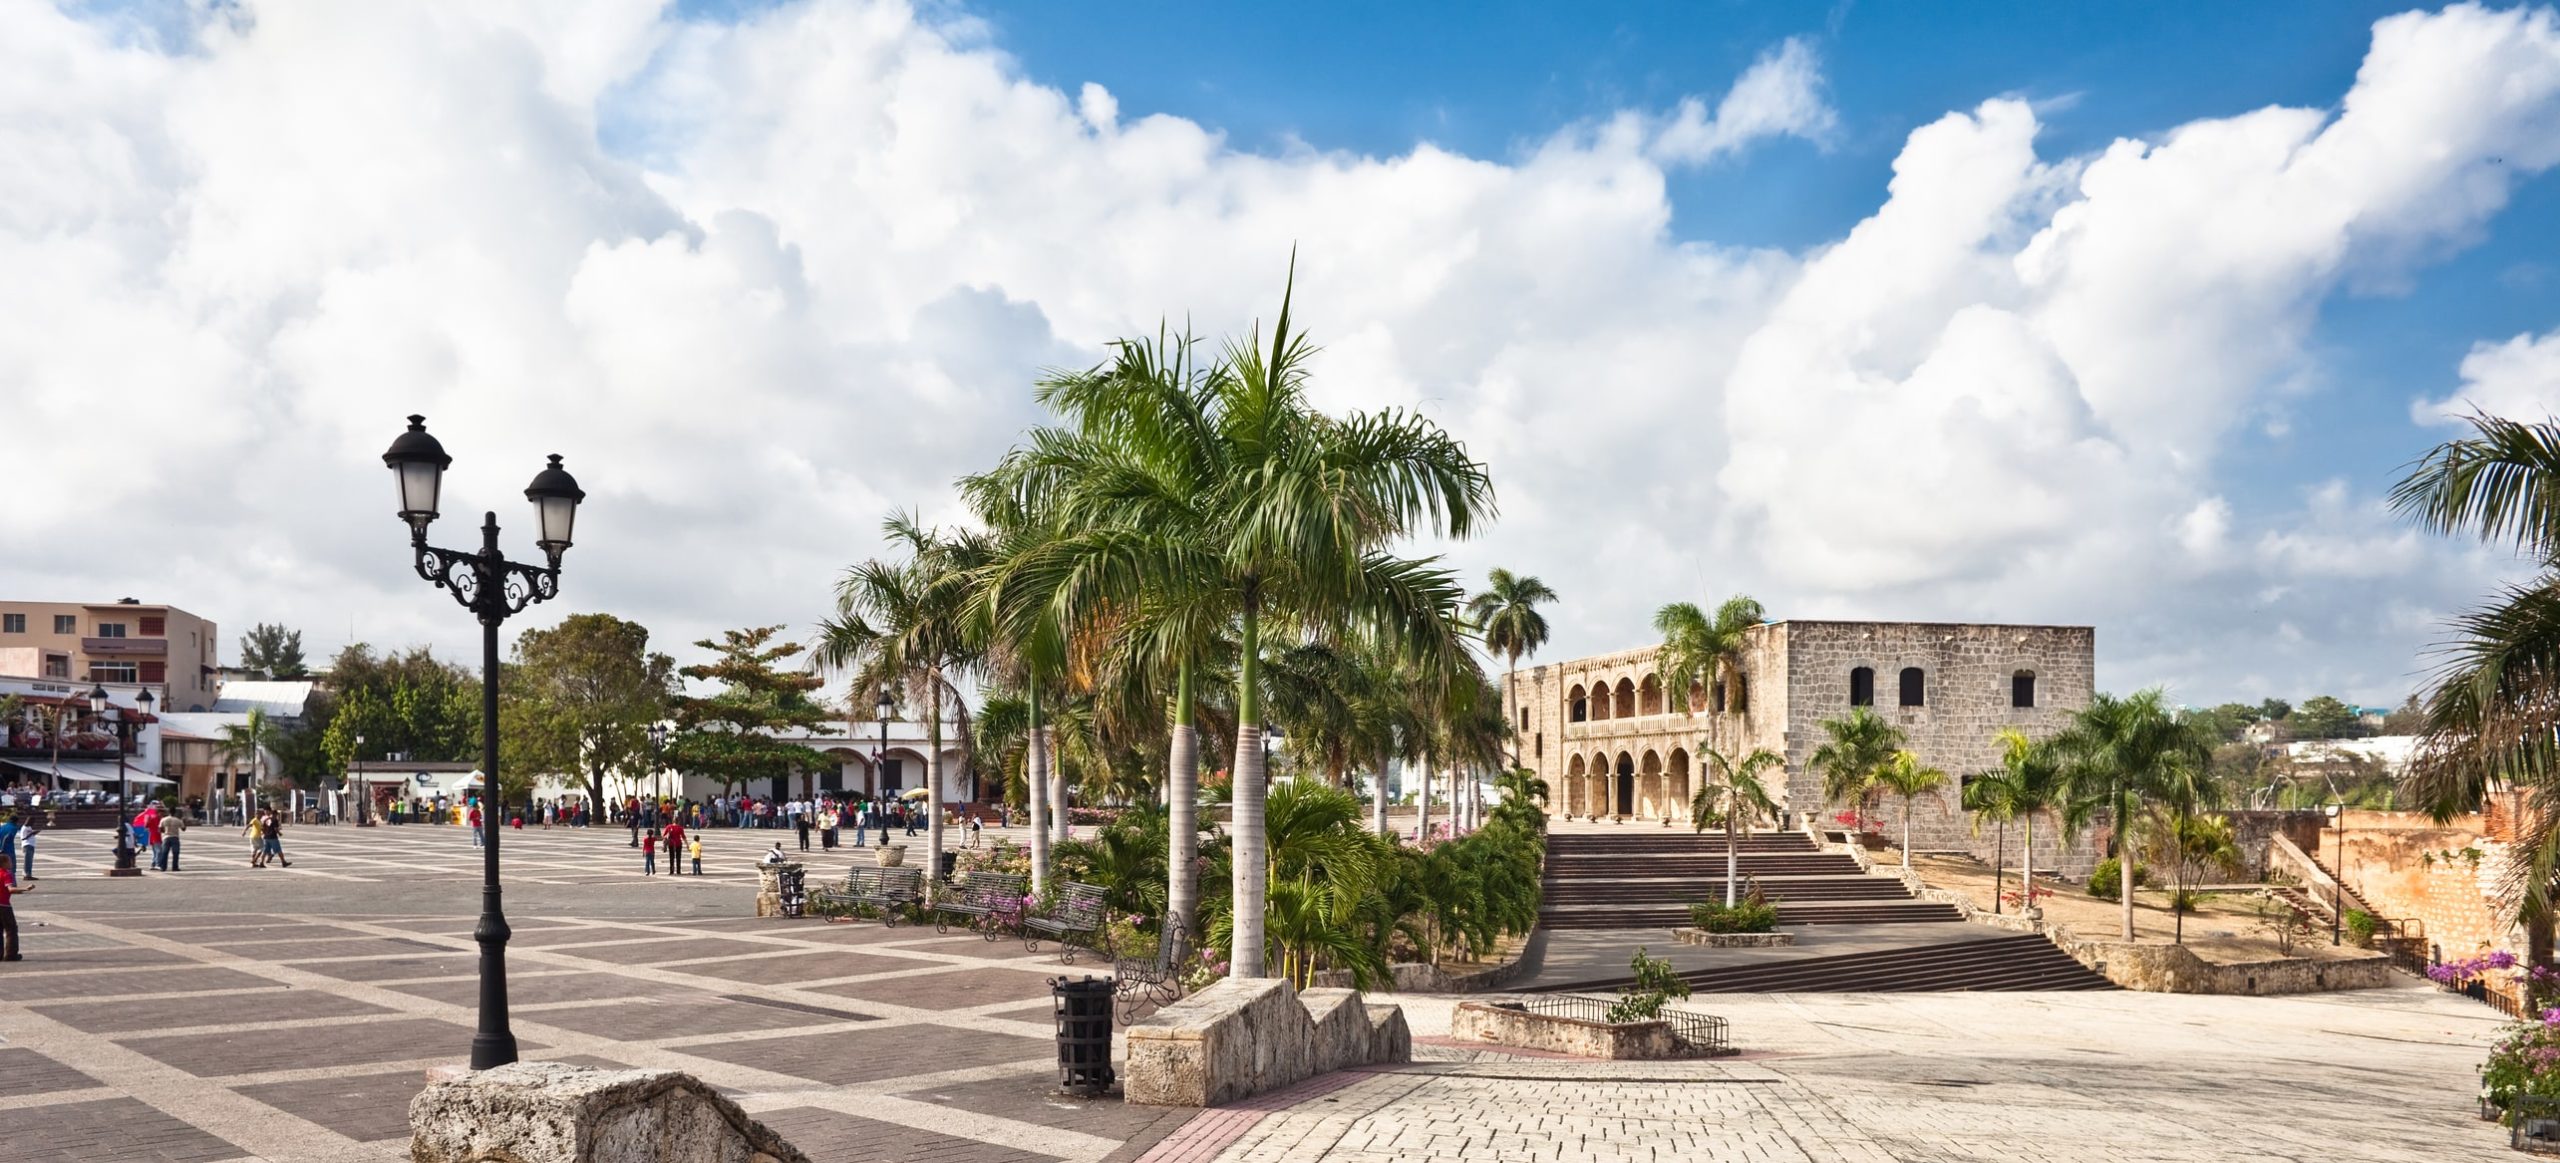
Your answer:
[0,598,221,711]
[1508,620,2096,868]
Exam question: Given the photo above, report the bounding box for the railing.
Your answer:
[1522,995,1731,1056]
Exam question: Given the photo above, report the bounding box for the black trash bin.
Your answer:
[940,850,959,881]
[1051,975,1116,1096]
[779,866,807,918]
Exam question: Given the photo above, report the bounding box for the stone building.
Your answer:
[1506,620,2097,868]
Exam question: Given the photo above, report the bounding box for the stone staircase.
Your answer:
[1539,830,1963,930]
[1528,933,2115,994]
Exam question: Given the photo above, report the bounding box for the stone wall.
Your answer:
[1448,1002,1688,1059]
[1914,882,2397,995]
[2329,811,2520,965]
[1124,978,1411,1107]
[408,1061,809,1163]
[1513,619,2097,873]
[2224,811,2326,879]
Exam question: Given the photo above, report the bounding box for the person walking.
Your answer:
[903,801,919,838]
[265,811,292,868]
[0,862,28,961]
[161,811,186,872]
[468,801,484,847]
[688,834,703,876]
[641,829,658,876]
[18,819,38,882]
[968,814,983,849]
[663,819,686,876]
[626,797,642,848]
[0,814,18,882]
[244,811,267,868]
[794,808,812,853]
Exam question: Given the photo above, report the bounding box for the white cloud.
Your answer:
[0,0,2551,709]
[2415,326,2560,423]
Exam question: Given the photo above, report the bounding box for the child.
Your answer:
[688,834,703,876]
[641,829,658,876]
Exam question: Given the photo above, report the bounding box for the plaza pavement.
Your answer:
[0,821,2522,1162]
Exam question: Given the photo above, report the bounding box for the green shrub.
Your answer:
[2087,858,2153,898]
[1689,899,1780,933]
[2344,909,2380,948]
[1605,947,1691,1023]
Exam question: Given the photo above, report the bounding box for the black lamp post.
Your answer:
[89,684,153,877]
[875,688,893,810]
[382,414,584,1072]
[647,722,668,804]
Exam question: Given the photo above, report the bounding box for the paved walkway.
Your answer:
[0,822,2521,1162]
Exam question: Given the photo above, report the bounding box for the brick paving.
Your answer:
[0,820,2522,1162]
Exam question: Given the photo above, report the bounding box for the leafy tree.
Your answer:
[215,709,280,797]
[1654,594,1765,758]
[1965,727,2090,914]
[668,627,833,799]
[1874,749,1949,870]
[317,645,479,774]
[2290,695,2363,740]
[2380,694,2424,735]
[238,623,309,679]
[1810,707,1904,814]
[501,613,676,810]
[2051,688,2213,941]
[2258,697,2293,724]
[1690,746,1781,906]
[1468,569,1556,771]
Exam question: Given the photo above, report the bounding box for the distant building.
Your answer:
[211,680,318,722]
[0,598,221,711]
[2282,735,2417,776]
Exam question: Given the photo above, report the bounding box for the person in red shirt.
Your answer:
[640,829,658,876]
[0,863,29,960]
[467,802,484,849]
[662,820,687,876]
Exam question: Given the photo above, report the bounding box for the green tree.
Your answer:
[2051,688,2212,941]
[2258,697,2292,724]
[317,645,479,774]
[1966,727,2088,914]
[1874,749,1949,870]
[1653,594,1765,757]
[1810,707,1904,818]
[215,709,280,801]
[961,275,1491,978]
[1690,745,1781,906]
[238,623,308,679]
[1468,569,1557,771]
[502,613,677,810]
[2291,695,2363,740]
[668,627,833,800]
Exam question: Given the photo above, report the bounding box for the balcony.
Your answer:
[83,637,167,656]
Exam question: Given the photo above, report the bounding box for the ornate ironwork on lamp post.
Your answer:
[381,414,585,1071]
[88,684,153,877]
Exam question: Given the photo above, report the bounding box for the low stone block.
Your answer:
[1126,977,1409,1107]
[1672,929,1795,947]
[1449,1001,1693,1060]
[1364,1003,1411,1064]
[407,1061,809,1163]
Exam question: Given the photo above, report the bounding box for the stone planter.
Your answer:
[1450,998,1728,1059]
[875,845,907,867]
[1673,928,1793,948]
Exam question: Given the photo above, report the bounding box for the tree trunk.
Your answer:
[1902,793,1914,870]
[2173,807,2186,945]
[1049,722,1070,846]
[1374,748,1392,838]
[926,673,945,904]
[1229,598,1269,979]
[1724,797,1739,908]
[1417,759,1432,843]
[1992,820,2006,915]
[1027,685,1050,895]
[2022,813,2036,914]
[1167,663,1199,939]
[2119,792,2136,942]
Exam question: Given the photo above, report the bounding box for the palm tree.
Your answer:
[215,709,279,799]
[1960,765,2021,913]
[1971,727,2087,916]
[814,513,991,898]
[1654,595,1766,755]
[2391,413,2560,974]
[1874,750,1949,870]
[1691,745,1781,906]
[1809,707,1904,829]
[1468,569,1556,772]
[965,274,1491,978]
[2051,688,2211,941]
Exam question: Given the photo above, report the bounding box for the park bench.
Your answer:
[1022,880,1110,961]
[811,865,925,924]
[1113,912,1191,1020]
[934,871,1029,938]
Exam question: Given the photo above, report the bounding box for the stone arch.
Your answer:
[2012,669,2037,708]
[1640,749,1665,817]
[1850,666,1875,707]
[1899,667,1926,707]
[1638,674,1663,716]
[1613,678,1637,720]
[1614,750,1637,817]
[1577,682,1602,721]
[819,747,870,795]
[1667,747,1691,820]
[1564,754,1586,815]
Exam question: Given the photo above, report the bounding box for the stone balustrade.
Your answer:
[1125,977,1411,1107]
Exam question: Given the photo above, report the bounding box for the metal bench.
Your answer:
[1023,881,1110,961]
[1113,912,1191,1020]
[811,865,925,924]
[934,871,1029,938]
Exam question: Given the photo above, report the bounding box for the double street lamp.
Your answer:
[87,684,154,877]
[647,722,669,804]
[382,415,585,1072]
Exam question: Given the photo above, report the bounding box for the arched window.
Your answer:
[1899,667,1925,707]
[1614,678,1637,719]
[1569,684,1589,722]
[2012,670,2037,709]
[1638,674,1663,716]
[1849,667,1875,707]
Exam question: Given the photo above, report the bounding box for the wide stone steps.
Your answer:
[1531,933,2114,993]
[1546,857,1866,877]
[1538,900,1965,929]
[1544,877,1918,904]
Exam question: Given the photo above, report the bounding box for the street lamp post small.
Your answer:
[875,689,893,817]
[89,684,154,877]
[381,414,585,1072]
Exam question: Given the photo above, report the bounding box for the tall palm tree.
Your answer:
[1971,727,2087,916]
[2392,413,2560,973]
[1654,595,1766,755]
[963,274,1492,978]
[1468,569,1556,772]
[1960,765,2022,913]
[1691,745,1782,906]
[2051,688,2210,941]
[1810,707,1904,826]
[215,708,279,797]
[1874,750,1949,870]
[814,513,991,899]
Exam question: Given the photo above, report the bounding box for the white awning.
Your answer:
[48,760,172,786]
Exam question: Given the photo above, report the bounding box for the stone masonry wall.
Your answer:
[2332,811,2520,965]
